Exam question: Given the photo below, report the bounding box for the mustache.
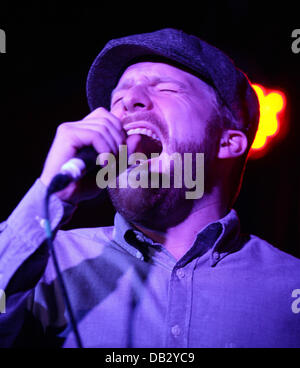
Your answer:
[121,112,169,142]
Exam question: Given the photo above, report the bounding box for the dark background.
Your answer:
[0,1,299,258]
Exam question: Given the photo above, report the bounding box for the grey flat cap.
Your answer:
[86,28,259,143]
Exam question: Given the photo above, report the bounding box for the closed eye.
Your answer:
[159,89,178,93]
[156,82,182,93]
[112,96,123,106]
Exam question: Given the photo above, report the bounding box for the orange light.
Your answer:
[250,84,286,156]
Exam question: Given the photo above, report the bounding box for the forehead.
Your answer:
[115,61,214,93]
[120,61,191,79]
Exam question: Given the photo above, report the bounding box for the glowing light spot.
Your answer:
[250,84,286,155]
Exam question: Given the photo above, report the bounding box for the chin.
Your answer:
[108,184,194,230]
[107,137,215,229]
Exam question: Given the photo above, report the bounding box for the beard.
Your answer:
[108,125,219,231]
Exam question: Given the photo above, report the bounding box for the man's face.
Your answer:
[110,61,218,156]
[108,61,220,229]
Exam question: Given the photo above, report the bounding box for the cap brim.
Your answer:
[86,43,172,111]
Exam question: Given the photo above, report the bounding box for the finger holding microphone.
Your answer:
[40,107,126,204]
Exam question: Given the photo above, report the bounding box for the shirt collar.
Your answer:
[112,209,241,266]
[209,208,241,266]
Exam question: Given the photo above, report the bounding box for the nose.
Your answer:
[122,85,153,112]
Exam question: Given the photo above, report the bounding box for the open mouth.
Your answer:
[126,126,163,159]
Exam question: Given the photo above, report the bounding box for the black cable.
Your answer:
[44,174,83,348]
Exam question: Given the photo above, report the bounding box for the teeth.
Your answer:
[127,128,161,142]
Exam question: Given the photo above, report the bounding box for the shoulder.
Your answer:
[247,234,300,265]
[43,225,117,274]
[56,225,115,245]
[238,234,300,282]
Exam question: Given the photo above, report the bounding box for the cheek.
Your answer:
[159,99,189,131]
[162,101,207,144]
[109,104,122,117]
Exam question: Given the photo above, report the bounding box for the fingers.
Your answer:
[81,107,126,150]
[83,107,123,132]
[58,121,120,155]
[60,107,125,153]
[40,107,126,191]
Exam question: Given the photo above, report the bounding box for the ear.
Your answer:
[218,130,248,159]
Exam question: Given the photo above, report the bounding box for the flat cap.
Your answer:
[86,28,259,143]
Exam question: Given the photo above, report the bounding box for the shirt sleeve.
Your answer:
[0,179,76,347]
[0,179,75,290]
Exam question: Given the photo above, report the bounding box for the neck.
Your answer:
[134,196,228,260]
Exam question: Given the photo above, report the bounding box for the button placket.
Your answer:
[164,265,190,347]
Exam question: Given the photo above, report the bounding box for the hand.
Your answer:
[40,107,126,204]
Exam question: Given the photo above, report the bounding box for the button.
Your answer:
[171,325,181,337]
[213,252,220,261]
[176,268,185,279]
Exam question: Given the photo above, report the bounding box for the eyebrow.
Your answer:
[111,77,188,97]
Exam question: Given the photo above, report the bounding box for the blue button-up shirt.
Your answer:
[0,180,300,348]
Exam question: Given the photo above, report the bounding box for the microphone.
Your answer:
[60,146,98,180]
[47,146,98,195]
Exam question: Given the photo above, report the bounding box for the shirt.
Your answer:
[0,179,300,348]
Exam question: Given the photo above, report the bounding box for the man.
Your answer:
[0,28,299,348]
